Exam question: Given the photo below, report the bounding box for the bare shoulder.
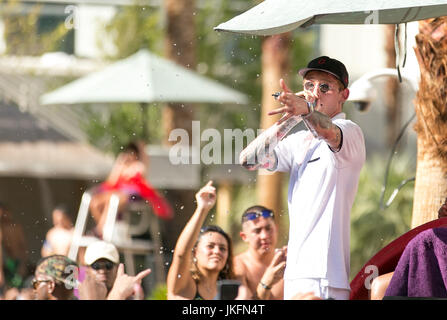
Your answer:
[45,227,56,240]
[233,252,249,275]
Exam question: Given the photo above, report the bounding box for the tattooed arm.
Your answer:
[302,110,342,152]
[239,116,302,171]
[269,79,344,153]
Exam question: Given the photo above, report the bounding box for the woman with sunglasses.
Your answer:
[167,181,240,300]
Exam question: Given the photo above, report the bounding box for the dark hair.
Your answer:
[123,142,141,160]
[191,225,235,281]
[53,204,69,214]
[241,205,273,224]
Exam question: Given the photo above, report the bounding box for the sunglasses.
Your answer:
[242,209,274,222]
[32,278,52,289]
[304,81,336,94]
[90,261,115,271]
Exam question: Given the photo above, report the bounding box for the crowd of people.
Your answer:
[0,56,445,300]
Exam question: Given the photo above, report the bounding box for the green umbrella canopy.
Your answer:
[214,0,447,36]
[40,49,248,105]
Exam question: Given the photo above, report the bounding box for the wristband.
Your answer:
[259,281,272,290]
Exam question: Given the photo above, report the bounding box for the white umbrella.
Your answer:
[40,49,248,105]
[215,0,447,36]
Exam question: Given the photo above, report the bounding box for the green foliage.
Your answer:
[195,0,315,132]
[225,182,257,254]
[82,103,162,154]
[350,154,414,279]
[146,283,168,300]
[83,1,315,155]
[81,3,164,154]
[98,2,163,59]
[1,1,72,55]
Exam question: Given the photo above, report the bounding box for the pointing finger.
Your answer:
[268,106,291,116]
[136,268,152,282]
[280,79,291,93]
[271,249,285,265]
[117,263,125,277]
[273,261,286,272]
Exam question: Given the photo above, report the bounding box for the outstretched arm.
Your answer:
[269,79,343,152]
[240,80,306,171]
[166,181,217,299]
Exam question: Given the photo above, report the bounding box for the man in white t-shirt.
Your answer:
[240,56,366,300]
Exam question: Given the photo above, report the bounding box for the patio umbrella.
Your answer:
[40,49,248,105]
[214,0,447,36]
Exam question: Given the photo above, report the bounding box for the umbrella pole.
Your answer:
[141,102,149,142]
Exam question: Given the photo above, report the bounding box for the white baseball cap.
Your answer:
[84,241,119,265]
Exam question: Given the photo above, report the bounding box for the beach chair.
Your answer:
[68,190,165,283]
[349,216,447,299]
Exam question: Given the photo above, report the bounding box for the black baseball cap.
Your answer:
[298,56,349,88]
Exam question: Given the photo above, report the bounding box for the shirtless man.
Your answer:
[41,206,74,257]
[234,205,286,300]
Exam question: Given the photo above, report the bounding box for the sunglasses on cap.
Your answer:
[32,278,52,289]
[242,209,274,222]
[90,260,115,271]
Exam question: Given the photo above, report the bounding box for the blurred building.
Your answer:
[319,23,420,160]
[0,0,205,272]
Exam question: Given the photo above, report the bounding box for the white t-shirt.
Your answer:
[272,112,365,290]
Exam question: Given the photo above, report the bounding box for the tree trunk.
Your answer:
[384,25,402,147]
[163,0,196,142]
[216,181,232,233]
[257,33,290,229]
[162,0,197,252]
[412,17,447,227]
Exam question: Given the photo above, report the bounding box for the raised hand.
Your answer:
[195,181,217,212]
[268,79,312,124]
[107,263,152,300]
[260,246,287,288]
[78,270,108,300]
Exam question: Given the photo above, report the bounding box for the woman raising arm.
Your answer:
[167,181,235,300]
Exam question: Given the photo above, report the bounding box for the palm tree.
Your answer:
[384,25,403,148]
[257,33,290,228]
[163,0,197,249]
[163,0,196,141]
[411,17,447,227]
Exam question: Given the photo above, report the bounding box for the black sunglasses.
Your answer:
[90,260,115,271]
[304,81,335,94]
[242,209,274,222]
